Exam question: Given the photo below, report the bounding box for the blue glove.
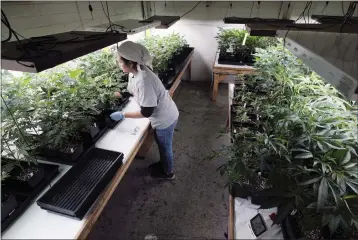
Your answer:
[110,111,125,121]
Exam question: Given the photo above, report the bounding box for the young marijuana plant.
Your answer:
[226,44,358,237]
[138,33,188,74]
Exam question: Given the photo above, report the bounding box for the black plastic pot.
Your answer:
[41,142,84,162]
[229,183,252,199]
[81,123,100,140]
[37,148,124,219]
[281,213,304,240]
[6,165,45,190]
[1,163,59,232]
[1,194,18,222]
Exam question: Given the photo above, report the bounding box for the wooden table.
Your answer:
[212,52,254,102]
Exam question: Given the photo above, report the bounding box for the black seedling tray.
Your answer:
[37,148,124,219]
[1,163,59,232]
[218,52,255,66]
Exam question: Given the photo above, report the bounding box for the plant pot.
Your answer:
[80,123,100,147]
[281,213,304,240]
[1,163,59,232]
[42,142,84,162]
[5,165,45,190]
[230,183,253,198]
[1,194,18,222]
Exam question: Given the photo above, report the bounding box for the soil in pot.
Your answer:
[1,194,18,222]
[5,165,45,191]
[42,142,84,162]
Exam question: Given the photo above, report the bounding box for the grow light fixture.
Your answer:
[246,23,358,34]
[223,17,294,25]
[144,16,181,29]
[1,31,127,73]
[283,37,358,101]
[311,15,358,24]
[249,29,277,37]
[84,19,161,34]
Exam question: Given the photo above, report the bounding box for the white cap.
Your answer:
[117,40,153,71]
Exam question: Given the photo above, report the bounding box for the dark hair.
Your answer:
[120,56,138,69]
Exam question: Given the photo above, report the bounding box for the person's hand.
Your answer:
[110,111,125,121]
[114,92,121,98]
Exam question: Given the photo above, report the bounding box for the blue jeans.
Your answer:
[154,119,178,174]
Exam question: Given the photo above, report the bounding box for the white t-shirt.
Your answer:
[127,66,179,129]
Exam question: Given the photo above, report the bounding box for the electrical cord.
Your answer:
[180,1,201,18]
[100,1,129,33]
[1,11,12,42]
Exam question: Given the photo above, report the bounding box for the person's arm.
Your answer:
[124,106,155,119]
[114,91,133,98]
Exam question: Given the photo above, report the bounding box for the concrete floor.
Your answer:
[88,82,229,240]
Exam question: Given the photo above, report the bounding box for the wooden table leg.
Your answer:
[212,73,226,102]
[188,62,192,81]
[136,127,155,159]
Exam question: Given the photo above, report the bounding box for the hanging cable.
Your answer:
[180,1,201,18]
[249,2,254,18]
[172,1,180,16]
[321,1,329,15]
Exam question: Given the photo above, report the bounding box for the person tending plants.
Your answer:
[110,41,179,180]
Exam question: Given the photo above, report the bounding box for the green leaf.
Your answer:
[347,145,357,156]
[294,152,313,159]
[344,195,358,200]
[343,162,358,169]
[341,150,351,165]
[324,142,344,150]
[299,176,322,186]
[346,182,358,194]
[327,214,341,236]
[291,148,310,153]
[317,178,328,210]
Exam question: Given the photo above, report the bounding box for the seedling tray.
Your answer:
[218,52,255,66]
[1,163,59,232]
[37,148,123,219]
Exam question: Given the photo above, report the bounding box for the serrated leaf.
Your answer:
[299,176,322,186]
[347,145,357,156]
[347,182,358,194]
[343,162,358,169]
[344,194,358,200]
[341,151,351,165]
[324,142,344,150]
[294,152,313,159]
[317,178,328,210]
[291,148,310,153]
[328,214,341,236]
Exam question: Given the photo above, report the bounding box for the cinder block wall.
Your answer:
[1,1,143,39]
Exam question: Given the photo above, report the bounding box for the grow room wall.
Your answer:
[149,1,357,82]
